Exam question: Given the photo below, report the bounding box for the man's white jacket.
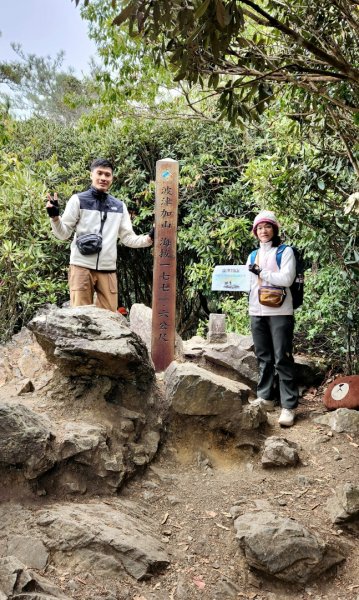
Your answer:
[51,187,151,271]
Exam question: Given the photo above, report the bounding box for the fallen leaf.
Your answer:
[215,522,231,531]
[193,576,205,589]
[161,512,169,524]
[296,488,310,498]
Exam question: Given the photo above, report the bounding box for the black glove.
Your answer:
[46,198,60,218]
[148,226,155,241]
[248,263,262,276]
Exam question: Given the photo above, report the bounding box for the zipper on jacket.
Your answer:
[95,206,107,270]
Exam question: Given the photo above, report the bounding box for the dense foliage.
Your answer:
[0,46,97,123]
[75,1,359,167]
[0,112,357,371]
[0,0,357,371]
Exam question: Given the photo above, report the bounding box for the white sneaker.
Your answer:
[249,398,276,412]
[278,408,295,427]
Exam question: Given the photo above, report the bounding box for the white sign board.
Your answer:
[211,265,251,292]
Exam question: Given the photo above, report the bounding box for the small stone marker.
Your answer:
[207,313,227,343]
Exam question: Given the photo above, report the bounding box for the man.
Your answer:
[46,158,153,312]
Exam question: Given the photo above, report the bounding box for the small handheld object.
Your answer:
[248,263,262,276]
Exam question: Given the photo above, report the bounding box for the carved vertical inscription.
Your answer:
[151,159,179,372]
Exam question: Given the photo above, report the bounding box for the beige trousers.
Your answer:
[68,265,118,312]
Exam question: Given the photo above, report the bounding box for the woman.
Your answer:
[247,210,298,427]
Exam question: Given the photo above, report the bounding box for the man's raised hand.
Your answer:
[46,193,60,219]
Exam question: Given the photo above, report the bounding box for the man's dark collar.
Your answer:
[90,185,109,200]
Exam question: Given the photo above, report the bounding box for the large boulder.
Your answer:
[234,511,345,583]
[182,334,326,391]
[0,400,161,492]
[164,361,250,416]
[0,501,170,592]
[28,305,154,392]
[36,502,170,580]
[1,306,163,494]
[164,361,260,437]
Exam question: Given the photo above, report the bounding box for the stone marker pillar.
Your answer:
[207,313,227,343]
[151,158,179,372]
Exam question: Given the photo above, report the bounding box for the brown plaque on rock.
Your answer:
[323,375,359,410]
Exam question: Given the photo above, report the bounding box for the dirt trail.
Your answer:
[99,392,359,600]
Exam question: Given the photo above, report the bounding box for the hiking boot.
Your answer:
[278,408,295,427]
[249,398,276,412]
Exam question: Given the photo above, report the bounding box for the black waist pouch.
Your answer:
[76,210,107,255]
[76,233,103,255]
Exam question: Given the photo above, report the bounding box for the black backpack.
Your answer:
[249,244,305,309]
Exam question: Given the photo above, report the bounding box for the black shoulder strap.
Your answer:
[99,210,107,234]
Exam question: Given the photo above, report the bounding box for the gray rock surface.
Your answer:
[314,408,359,433]
[6,535,49,569]
[207,403,267,436]
[234,511,345,583]
[202,344,258,387]
[0,555,69,599]
[0,399,160,493]
[164,361,250,415]
[0,328,52,389]
[227,333,255,352]
[261,436,300,467]
[0,307,164,494]
[129,302,183,358]
[182,334,326,391]
[36,502,169,580]
[28,305,154,391]
[0,402,55,478]
[326,483,359,526]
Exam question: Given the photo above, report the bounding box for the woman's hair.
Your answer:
[271,234,282,247]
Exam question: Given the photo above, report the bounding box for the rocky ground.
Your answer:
[1,387,358,600]
[0,309,358,600]
[93,391,359,600]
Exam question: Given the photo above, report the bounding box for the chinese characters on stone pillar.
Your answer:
[151,159,179,371]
